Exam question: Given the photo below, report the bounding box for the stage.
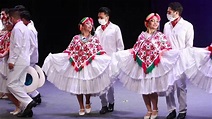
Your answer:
[0,80,212,119]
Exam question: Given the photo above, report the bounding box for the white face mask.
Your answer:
[98,18,107,25]
[166,14,176,21]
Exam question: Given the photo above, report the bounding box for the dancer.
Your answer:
[95,6,124,114]
[0,8,22,115]
[0,8,9,99]
[7,8,36,117]
[164,2,194,119]
[20,10,42,105]
[42,17,115,115]
[112,12,192,119]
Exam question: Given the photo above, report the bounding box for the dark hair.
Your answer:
[20,10,31,21]
[168,2,183,16]
[1,8,9,14]
[8,8,20,19]
[14,5,26,12]
[98,7,111,16]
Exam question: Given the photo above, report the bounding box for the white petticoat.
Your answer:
[42,53,116,96]
[184,47,212,93]
[0,57,9,93]
[112,48,194,94]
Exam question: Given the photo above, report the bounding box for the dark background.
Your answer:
[0,0,211,66]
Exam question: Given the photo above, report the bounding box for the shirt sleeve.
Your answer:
[8,28,23,64]
[115,26,124,51]
[185,24,194,47]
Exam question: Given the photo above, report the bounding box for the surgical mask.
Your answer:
[166,14,176,21]
[98,18,107,25]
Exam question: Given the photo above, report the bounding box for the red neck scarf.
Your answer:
[171,17,181,27]
[101,21,110,31]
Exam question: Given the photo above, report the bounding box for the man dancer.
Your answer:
[7,8,36,117]
[15,4,42,105]
[20,9,41,105]
[95,7,124,114]
[163,2,194,119]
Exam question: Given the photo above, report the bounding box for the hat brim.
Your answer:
[24,66,39,93]
[34,65,46,88]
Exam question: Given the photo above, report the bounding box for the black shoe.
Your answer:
[177,113,186,119]
[21,101,36,115]
[17,109,33,117]
[32,93,41,105]
[166,110,176,119]
[99,106,108,114]
[108,103,114,112]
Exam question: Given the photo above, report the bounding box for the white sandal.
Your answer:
[85,104,91,113]
[144,111,152,119]
[79,109,85,115]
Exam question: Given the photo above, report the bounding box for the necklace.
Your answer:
[80,34,91,43]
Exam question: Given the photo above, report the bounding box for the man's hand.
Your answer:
[8,63,14,70]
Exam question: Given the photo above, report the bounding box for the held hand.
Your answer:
[0,54,3,58]
[8,63,14,70]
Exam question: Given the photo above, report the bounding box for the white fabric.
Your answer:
[95,22,124,56]
[164,18,194,49]
[163,17,194,113]
[185,47,212,93]
[42,53,116,95]
[8,21,30,65]
[0,57,8,93]
[95,22,124,106]
[27,20,38,66]
[28,90,39,98]
[7,21,32,107]
[0,20,4,30]
[112,48,193,94]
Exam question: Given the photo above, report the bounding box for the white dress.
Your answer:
[42,35,116,95]
[184,45,212,93]
[0,30,10,93]
[112,31,193,94]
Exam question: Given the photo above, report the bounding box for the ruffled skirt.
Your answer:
[184,47,212,93]
[42,53,115,96]
[112,48,194,94]
[0,57,9,93]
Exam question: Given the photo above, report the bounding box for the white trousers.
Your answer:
[7,65,33,107]
[99,86,115,107]
[166,77,187,113]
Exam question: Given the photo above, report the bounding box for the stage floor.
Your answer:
[1,80,212,119]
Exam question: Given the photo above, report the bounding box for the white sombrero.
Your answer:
[24,66,39,93]
[34,65,45,88]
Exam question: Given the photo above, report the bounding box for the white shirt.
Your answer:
[163,18,194,49]
[27,20,38,66]
[95,22,124,56]
[8,21,30,65]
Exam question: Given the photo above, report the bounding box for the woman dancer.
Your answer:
[42,17,115,115]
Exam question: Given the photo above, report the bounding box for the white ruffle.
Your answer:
[113,48,194,94]
[42,53,116,95]
[185,47,212,93]
[0,57,8,77]
[0,57,9,93]
[0,76,7,93]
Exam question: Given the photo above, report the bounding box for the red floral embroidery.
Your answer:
[65,35,106,72]
[132,32,171,73]
[0,31,10,54]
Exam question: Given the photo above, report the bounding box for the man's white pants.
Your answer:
[7,65,33,107]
